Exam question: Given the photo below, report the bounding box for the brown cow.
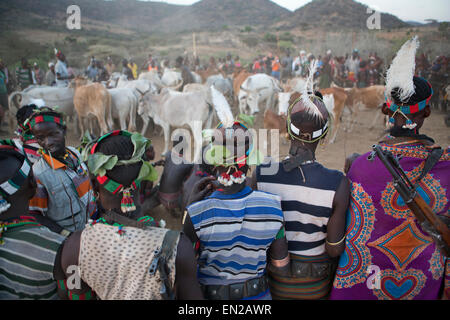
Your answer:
[263,109,288,147]
[72,76,113,138]
[342,85,386,130]
[196,67,226,83]
[319,87,349,144]
[233,69,253,104]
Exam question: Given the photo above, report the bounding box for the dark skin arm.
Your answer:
[58,231,94,296]
[182,176,215,244]
[325,176,351,258]
[174,233,204,300]
[250,169,258,190]
[344,153,361,175]
[267,235,290,277]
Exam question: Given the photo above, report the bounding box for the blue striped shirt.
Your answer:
[187,186,284,285]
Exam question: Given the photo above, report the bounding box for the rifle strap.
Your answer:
[416,147,444,184]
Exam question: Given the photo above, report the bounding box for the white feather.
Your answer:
[300,59,323,120]
[385,36,419,103]
[210,85,234,128]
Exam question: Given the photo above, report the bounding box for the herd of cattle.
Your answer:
[6,66,388,153]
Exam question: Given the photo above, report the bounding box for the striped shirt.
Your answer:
[15,67,33,90]
[257,162,343,256]
[0,222,66,299]
[187,186,284,286]
[29,147,96,231]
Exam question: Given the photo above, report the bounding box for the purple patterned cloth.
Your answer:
[330,138,449,300]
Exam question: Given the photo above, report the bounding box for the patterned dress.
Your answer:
[330,138,449,300]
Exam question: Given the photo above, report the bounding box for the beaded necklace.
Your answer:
[89,215,160,238]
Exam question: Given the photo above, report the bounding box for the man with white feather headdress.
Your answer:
[330,36,450,300]
[253,60,350,300]
[181,102,290,300]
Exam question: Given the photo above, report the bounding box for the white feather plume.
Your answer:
[210,85,234,128]
[300,59,323,120]
[54,48,58,54]
[385,36,419,103]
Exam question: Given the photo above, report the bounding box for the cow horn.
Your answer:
[8,92,23,109]
[166,79,184,91]
[240,85,250,93]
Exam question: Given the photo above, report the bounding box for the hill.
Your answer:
[277,0,408,30]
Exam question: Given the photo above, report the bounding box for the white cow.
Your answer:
[206,74,234,105]
[7,86,76,131]
[161,68,183,88]
[138,70,165,90]
[108,88,138,131]
[138,86,229,161]
[239,74,282,115]
[114,75,159,95]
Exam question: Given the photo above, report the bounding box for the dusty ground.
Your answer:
[1,107,448,230]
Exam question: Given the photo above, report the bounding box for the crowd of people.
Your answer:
[0,37,448,301]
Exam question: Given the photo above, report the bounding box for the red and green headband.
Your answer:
[84,130,158,214]
[24,112,66,132]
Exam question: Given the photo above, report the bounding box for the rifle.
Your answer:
[369,144,450,257]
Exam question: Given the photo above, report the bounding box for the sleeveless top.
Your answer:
[79,223,178,300]
[187,186,284,285]
[31,147,93,232]
[257,162,344,256]
[0,222,66,300]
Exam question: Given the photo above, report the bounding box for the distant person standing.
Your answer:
[33,63,45,85]
[0,58,12,94]
[265,52,274,75]
[281,51,293,80]
[128,58,138,79]
[15,58,33,90]
[121,59,134,80]
[45,63,56,87]
[54,50,71,87]
[271,56,281,80]
[252,58,262,73]
[0,64,8,128]
[86,58,98,81]
[105,57,115,77]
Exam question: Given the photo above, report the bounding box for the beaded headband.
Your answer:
[0,140,32,214]
[386,79,433,129]
[386,80,433,115]
[86,130,157,213]
[24,111,66,132]
[286,95,330,143]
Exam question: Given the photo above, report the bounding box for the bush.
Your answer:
[242,36,259,47]
[264,33,277,43]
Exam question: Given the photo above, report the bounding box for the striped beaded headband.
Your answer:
[87,130,153,213]
[96,175,140,195]
[386,80,433,115]
[287,95,330,143]
[0,140,32,198]
[24,114,65,131]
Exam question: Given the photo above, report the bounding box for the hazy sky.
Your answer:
[147,0,450,23]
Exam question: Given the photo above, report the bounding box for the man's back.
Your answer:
[330,140,450,300]
[187,186,284,285]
